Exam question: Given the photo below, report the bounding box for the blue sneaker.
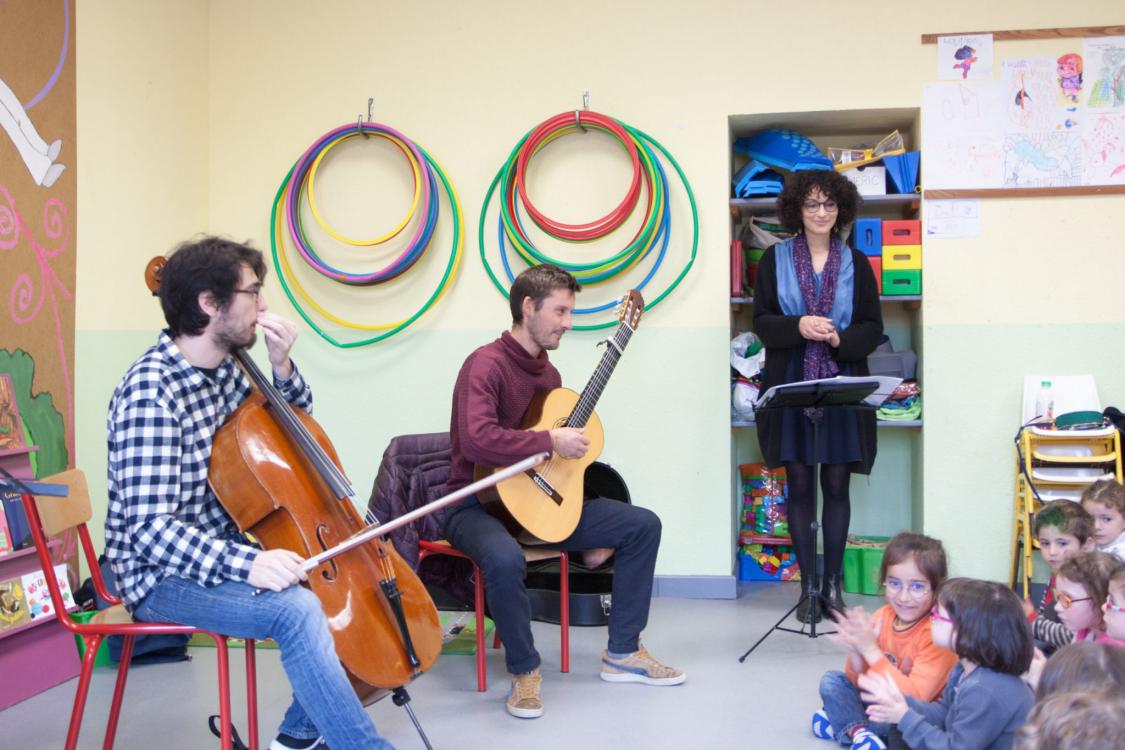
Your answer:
[850,729,887,750]
[811,708,835,740]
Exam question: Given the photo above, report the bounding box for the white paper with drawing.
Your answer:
[923,83,1004,189]
[938,34,993,81]
[1083,36,1125,113]
[1001,57,1082,188]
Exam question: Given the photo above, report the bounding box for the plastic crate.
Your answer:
[843,536,891,595]
[882,219,921,245]
[882,244,922,271]
[69,611,113,667]
[853,218,882,256]
[882,269,921,295]
[868,257,882,294]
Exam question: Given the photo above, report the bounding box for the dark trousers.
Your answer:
[443,496,661,674]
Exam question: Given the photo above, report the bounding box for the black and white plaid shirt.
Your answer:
[104,331,312,610]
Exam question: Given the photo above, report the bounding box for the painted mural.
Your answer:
[0,0,74,480]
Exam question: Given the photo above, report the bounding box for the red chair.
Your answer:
[418,539,568,691]
[19,469,259,750]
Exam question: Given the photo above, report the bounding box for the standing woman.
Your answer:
[753,170,883,623]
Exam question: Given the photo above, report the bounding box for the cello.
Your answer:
[142,257,460,745]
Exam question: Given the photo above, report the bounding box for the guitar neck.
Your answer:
[567,322,634,428]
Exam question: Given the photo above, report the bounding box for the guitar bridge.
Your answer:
[526,470,562,506]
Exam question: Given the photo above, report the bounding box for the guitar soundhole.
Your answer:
[315,524,338,581]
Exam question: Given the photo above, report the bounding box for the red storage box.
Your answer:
[868,257,882,294]
[882,220,920,245]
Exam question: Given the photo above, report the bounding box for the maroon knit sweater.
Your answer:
[447,331,559,493]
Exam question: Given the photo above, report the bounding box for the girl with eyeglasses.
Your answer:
[811,533,957,750]
[753,170,883,624]
[1053,551,1124,645]
[858,578,1034,749]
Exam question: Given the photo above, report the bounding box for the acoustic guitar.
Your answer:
[475,290,644,544]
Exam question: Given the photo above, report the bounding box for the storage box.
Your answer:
[69,611,113,667]
[853,218,882,256]
[882,244,922,271]
[868,258,882,294]
[738,553,799,582]
[843,536,891,595]
[882,269,921,295]
[841,165,887,196]
[882,220,921,245]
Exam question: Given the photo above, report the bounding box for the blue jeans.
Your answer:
[819,670,890,744]
[444,496,661,674]
[134,576,393,749]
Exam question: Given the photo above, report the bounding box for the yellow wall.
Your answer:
[73,0,1125,583]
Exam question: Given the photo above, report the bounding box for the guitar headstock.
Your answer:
[617,290,645,330]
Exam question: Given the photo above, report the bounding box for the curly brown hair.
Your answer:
[775,169,861,235]
[1056,551,1125,630]
[1080,478,1125,514]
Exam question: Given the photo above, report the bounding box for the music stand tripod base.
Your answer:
[736,379,879,662]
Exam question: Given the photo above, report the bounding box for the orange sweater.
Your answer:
[844,604,958,701]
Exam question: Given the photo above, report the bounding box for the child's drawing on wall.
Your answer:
[1057,53,1083,108]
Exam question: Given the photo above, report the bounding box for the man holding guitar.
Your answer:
[442,264,685,719]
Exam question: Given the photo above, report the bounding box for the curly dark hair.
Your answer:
[775,169,861,234]
[159,236,266,337]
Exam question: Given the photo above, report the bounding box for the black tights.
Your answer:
[784,462,852,585]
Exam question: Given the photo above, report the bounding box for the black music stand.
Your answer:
[738,378,880,661]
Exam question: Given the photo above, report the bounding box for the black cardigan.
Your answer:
[751,242,884,474]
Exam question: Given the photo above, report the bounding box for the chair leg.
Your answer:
[474,563,487,692]
[102,634,136,750]
[245,639,259,750]
[559,552,569,674]
[66,635,102,750]
[214,637,233,750]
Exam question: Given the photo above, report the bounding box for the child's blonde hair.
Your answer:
[1079,478,1125,514]
[1015,689,1125,750]
[1056,551,1125,630]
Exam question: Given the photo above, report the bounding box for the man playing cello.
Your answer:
[104,236,393,750]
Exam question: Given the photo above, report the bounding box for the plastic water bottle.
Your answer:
[1036,380,1055,422]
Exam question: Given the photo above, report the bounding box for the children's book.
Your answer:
[21,563,72,621]
[0,576,30,631]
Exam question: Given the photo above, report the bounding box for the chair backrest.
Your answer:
[30,468,93,536]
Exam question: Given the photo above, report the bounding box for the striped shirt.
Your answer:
[104,331,312,610]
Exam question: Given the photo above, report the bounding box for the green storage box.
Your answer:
[843,536,891,595]
[69,611,113,667]
[882,269,921,295]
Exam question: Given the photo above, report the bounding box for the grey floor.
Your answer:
[0,582,880,749]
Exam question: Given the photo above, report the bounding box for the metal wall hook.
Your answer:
[358,97,374,137]
[575,88,590,132]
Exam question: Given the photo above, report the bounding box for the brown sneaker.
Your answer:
[506,668,544,718]
[600,645,686,686]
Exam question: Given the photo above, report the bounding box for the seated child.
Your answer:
[1053,551,1123,644]
[859,579,1033,750]
[1031,640,1125,698]
[1099,560,1125,646]
[1020,500,1095,652]
[1014,689,1125,750]
[811,532,957,750]
[1079,478,1125,560]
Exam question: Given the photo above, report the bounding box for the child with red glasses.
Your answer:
[1053,551,1123,644]
[858,579,1033,749]
[1019,500,1095,652]
[811,533,957,750]
[1104,565,1125,646]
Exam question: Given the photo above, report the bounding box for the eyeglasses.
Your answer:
[884,579,932,599]
[233,287,262,300]
[1052,589,1093,609]
[1103,596,1125,614]
[802,199,838,213]
[930,605,954,624]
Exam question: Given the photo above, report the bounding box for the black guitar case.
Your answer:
[525,461,630,626]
